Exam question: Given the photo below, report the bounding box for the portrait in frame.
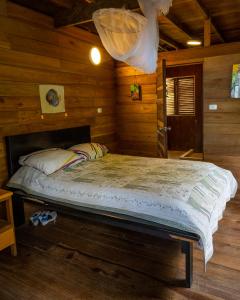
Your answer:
[130,83,142,101]
[39,85,65,113]
[231,64,240,99]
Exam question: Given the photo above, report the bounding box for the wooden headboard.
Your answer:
[5,126,91,177]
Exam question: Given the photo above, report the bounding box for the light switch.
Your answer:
[97,107,102,114]
[209,104,218,111]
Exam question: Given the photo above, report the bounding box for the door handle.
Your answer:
[157,127,171,133]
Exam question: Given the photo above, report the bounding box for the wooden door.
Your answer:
[166,64,203,152]
[157,59,168,158]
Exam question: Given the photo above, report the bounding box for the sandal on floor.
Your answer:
[30,211,42,226]
[39,211,57,226]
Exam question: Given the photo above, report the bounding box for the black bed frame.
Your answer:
[5,125,200,288]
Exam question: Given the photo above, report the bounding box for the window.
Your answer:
[166,76,195,116]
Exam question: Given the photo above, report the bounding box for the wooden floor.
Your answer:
[168,151,203,161]
[0,192,240,300]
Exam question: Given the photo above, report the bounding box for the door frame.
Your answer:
[156,59,168,158]
[163,63,203,154]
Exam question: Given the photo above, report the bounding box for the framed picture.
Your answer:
[39,85,65,113]
[231,64,240,98]
[130,84,142,101]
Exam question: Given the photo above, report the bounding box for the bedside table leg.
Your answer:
[6,197,18,256]
[10,244,17,256]
[6,197,15,225]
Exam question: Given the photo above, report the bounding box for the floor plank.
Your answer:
[0,191,239,299]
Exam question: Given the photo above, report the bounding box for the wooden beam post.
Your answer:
[204,18,211,47]
[0,0,7,16]
[0,0,10,49]
[192,0,224,43]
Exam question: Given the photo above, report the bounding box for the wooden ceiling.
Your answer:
[10,0,240,51]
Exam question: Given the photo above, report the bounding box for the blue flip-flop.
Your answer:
[30,211,41,226]
[39,211,57,226]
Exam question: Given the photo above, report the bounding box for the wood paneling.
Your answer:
[203,53,240,182]
[116,63,157,157]
[0,1,116,186]
[0,0,7,16]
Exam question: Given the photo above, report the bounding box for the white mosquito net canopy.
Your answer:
[93,0,172,74]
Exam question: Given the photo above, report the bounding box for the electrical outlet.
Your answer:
[209,104,218,111]
[97,107,102,114]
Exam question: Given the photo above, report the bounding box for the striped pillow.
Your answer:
[69,143,108,160]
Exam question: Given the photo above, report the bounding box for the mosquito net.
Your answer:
[93,0,172,74]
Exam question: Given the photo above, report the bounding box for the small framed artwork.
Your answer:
[39,85,65,113]
[231,64,240,98]
[130,83,142,101]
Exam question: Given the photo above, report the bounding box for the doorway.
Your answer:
[166,64,203,160]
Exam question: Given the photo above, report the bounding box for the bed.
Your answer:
[5,126,238,288]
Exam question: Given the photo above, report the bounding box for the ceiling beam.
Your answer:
[159,32,182,50]
[158,12,193,47]
[159,41,240,65]
[192,0,224,43]
[158,44,168,52]
[54,0,185,50]
[50,0,75,9]
[54,0,139,27]
[10,0,65,15]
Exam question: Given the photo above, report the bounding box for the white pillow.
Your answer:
[19,148,83,175]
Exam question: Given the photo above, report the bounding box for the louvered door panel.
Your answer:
[166,76,195,116]
[166,78,175,116]
[178,77,195,116]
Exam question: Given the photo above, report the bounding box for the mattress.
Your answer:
[7,153,238,264]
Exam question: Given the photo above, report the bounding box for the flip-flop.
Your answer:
[30,211,41,226]
[39,211,57,226]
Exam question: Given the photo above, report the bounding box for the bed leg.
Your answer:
[12,194,25,227]
[181,241,193,288]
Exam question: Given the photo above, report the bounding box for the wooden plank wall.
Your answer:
[0,1,116,186]
[204,53,240,182]
[115,63,158,157]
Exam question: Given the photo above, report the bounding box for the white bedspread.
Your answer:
[7,154,238,264]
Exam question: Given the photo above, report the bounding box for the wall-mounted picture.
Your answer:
[39,85,65,113]
[130,83,142,101]
[231,64,240,98]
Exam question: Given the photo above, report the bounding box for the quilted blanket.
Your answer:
[8,154,238,264]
